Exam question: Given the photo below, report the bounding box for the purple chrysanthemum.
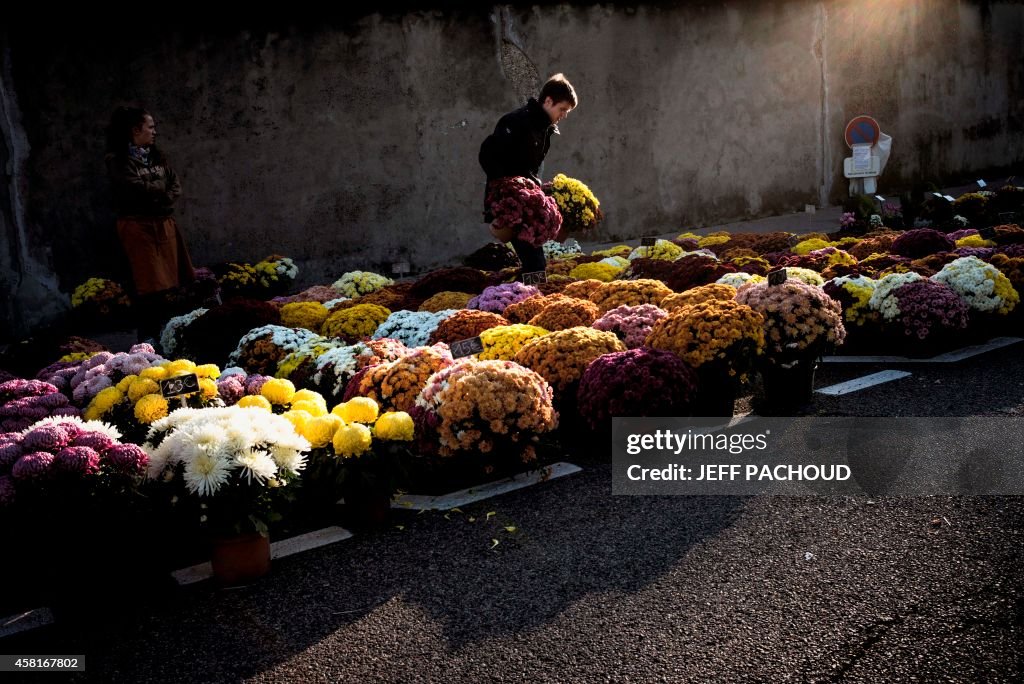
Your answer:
[592,304,670,349]
[11,451,54,479]
[0,441,22,469]
[0,379,57,402]
[71,431,116,453]
[0,475,14,506]
[468,283,541,314]
[577,349,699,430]
[244,374,271,395]
[105,444,149,477]
[216,375,246,405]
[21,423,76,452]
[53,446,101,475]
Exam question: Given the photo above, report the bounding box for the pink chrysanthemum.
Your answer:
[105,444,149,477]
[54,446,101,475]
[12,451,54,479]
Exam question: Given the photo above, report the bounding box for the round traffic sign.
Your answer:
[845,115,880,147]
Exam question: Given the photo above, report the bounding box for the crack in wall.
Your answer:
[497,6,540,104]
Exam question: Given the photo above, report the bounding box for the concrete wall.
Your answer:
[2,1,1022,336]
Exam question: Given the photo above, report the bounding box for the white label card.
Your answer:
[852,145,871,172]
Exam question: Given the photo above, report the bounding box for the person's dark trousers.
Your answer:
[511,238,546,274]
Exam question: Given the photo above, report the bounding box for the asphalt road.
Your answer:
[5,344,1023,683]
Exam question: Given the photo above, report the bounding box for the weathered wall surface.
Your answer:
[2,1,1022,336]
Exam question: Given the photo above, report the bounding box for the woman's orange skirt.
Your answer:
[116,216,195,295]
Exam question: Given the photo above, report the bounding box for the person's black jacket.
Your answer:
[105,151,181,218]
[479,98,558,220]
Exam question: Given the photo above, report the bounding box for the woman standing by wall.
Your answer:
[105,106,195,344]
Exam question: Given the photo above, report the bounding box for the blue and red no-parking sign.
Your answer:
[845,115,880,147]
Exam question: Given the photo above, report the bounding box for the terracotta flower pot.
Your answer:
[210,533,271,586]
[758,355,817,415]
[489,224,516,243]
[344,490,393,530]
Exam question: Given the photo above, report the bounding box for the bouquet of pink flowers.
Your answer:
[486,177,563,247]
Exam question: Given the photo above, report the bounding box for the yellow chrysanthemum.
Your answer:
[373,412,415,441]
[165,359,197,376]
[128,378,161,403]
[292,389,328,409]
[116,375,139,393]
[697,235,731,247]
[134,394,169,424]
[238,395,273,411]
[198,377,218,400]
[590,245,632,258]
[194,364,221,379]
[300,414,345,449]
[291,399,327,417]
[792,238,832,255]
[333,396,379,424]
[139,366,168,381]
[92,386,124,414]
[261,378,297,405]
[332,422,373,458]
[569,262,622,282]
[956,235,996,248]
[283,409,313,433]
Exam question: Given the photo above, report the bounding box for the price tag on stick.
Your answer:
[450,337,484,359]
[160,373,199,398]
[767,268,788,286]
[521,270,547,285]
[640,236,658,247]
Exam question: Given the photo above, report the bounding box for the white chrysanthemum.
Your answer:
[868,272,923,320]
[144,440,173,479]
[219,366,246,379]
[543,238,582,259]
[716,272,764,288]
[829,275,877,289]
[160,308,207,356]
[183,450,232,496]
[182,422,230,452]
[599,256,630,269]
[676,248,720,261]
[372,311,448,347]
[323,297,349,309]
[931,256,1016,313]
[234,447,278,484]
[269,445,307,475]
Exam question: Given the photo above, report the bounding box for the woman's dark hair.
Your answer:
[105,105,164,162]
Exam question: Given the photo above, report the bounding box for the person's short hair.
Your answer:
[539,74,578,108]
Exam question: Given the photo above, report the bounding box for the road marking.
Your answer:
[822,337,1023,363]
[172,526,353,586]
[815,370,912,396]
[0,608,54,639]
[392,462,582,511]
